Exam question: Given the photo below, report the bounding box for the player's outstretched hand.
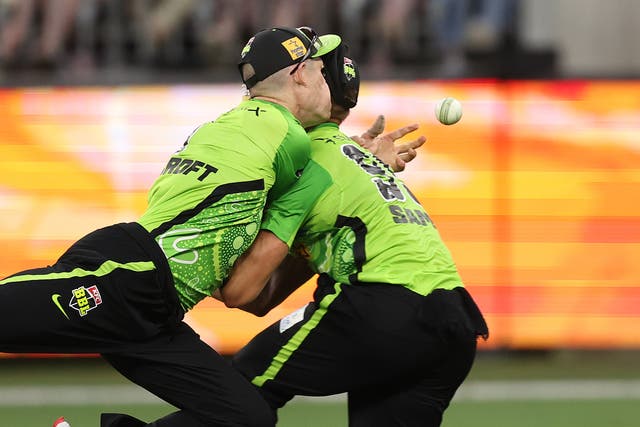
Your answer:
[352,115,386,151]
[353,117,426,172]
[394,130,426,171]
[374,124,426,172]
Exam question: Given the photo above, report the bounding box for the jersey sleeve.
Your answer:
[267,125,312,203]
[261,159,332,247]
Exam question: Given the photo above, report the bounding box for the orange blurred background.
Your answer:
[1,80,639,354]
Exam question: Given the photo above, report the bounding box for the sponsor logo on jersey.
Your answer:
[341,144,405,202]
[388,205,435,227]
[69,285,102,317]
[161,157,218,181]
[246,106,266,116]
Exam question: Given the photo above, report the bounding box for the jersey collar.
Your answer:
[307,121,339,132]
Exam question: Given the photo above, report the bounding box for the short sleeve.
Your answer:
[261,160,333,247]
[268,124,311,203]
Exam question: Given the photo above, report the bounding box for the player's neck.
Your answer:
[252,95,294,113]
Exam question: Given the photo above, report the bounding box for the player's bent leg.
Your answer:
[348,339,476,427]
[348,300,481,427]
[0,222,183,354]
[348,385,444,427]
[103,322,275,427]
[232,316,301,411]
[233,281,442,411]
[232,284,363,410]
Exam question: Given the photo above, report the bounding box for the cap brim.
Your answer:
[312,34,342,58]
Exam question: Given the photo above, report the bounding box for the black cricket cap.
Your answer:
[239,26,341,89]
[322,42,360,109]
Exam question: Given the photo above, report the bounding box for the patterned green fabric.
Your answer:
[138,99,310,310]
[262,122,464,296]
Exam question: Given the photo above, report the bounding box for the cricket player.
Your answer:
[221,40,489,427]
[0,26,341,427]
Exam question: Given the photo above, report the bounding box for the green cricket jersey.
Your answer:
[262,122,463,296]
[138,99,310,310]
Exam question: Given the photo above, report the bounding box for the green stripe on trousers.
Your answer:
[252,282,342,387]
[0,260,156,285]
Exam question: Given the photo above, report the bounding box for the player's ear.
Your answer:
[290,61,307,85]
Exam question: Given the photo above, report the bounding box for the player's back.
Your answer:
[137,98,310,310]
[139,99,309,233]
[300,122,463,296]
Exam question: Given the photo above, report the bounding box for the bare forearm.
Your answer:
[219,231,288,309]
[237,254,315,316]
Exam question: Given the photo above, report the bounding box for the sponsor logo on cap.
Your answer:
[241,37,255,58]
[344,57,356,80]
[281,36,307,60]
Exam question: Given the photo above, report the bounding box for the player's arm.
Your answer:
[218,160,331,314]
[216,230,289,310]
[216,234,313,316]
[236,253,315,316]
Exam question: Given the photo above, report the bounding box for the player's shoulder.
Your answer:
[188,100,302,145]
[308,122,352,147]
[237,99,296,127]
[237,99,308,144]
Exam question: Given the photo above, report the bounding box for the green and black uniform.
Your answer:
[0,99,310,427]
[139,99,309,311]
[233,122,488,427]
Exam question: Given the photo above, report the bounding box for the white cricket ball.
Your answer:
[434,97,463,125]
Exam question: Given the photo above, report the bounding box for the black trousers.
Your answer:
[0,223,273,427]
[233,277,488,427]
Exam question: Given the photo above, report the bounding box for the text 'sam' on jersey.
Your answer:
[137,99,311,310]
[261,121,464,296]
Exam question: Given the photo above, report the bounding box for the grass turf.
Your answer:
[1,350,638,426]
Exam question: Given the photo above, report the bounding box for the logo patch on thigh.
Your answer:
[279,305,307,333]
[70,285,102,317]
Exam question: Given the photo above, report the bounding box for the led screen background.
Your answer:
[0,81,638,354]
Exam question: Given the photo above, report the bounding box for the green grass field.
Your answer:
[1,350,639,427]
